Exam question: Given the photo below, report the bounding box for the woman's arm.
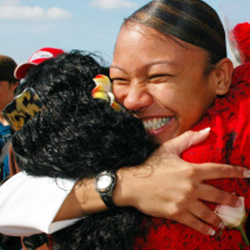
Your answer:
[0,172,79,236]
[0,130,248,236]
[55,129,249,236]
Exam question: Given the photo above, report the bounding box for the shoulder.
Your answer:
[232,62,250,87]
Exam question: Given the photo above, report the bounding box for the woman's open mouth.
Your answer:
[143,117,171,131]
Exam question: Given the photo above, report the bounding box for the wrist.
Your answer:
[54,178,108,222]
[74,178,108,215]
[95,170,117,209]
[113,167,140,208]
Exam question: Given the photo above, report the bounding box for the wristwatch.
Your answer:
[95,170,117,209]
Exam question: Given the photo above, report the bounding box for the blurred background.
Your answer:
[0,0,249,65]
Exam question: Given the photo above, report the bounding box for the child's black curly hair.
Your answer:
[12,50,158,250]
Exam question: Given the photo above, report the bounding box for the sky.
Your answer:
[0,0,249,65]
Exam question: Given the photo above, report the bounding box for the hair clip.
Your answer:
[2,87,46,131]
[3,77,120,131]
[92,75,123,111]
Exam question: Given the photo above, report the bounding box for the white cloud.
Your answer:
[0,0,19,5]
[90,0,137,10]
[0,0,72,20]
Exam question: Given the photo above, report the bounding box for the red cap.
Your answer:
[14,47,64,79]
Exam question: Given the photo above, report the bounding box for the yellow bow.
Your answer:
[92,75,122,111]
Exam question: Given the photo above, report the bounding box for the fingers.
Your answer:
[188,200,221,228]
[165,128,211,155]
[177,211,216,236]
[197,183,241,207]
[194,163,250,180]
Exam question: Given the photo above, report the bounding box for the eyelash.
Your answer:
[149,74,171,79]
[112,79,130,85]
[111,74,173,86]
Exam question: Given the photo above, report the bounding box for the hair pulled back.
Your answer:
[127,0,226,64]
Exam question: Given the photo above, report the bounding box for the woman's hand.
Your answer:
[114,128,249,235]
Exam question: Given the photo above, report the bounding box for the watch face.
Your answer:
[97,175,112,190]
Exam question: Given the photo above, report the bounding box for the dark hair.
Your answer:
[126,0,226,64]
[0,55,17,83]
[12,50,158,250]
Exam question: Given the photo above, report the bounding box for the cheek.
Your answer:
[167,82,204,110]
[161,87,203,125]
[153,85,182,109]
[176,94,209,132]
[0,91,7,101]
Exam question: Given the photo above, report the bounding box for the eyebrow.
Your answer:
[110,60,179,72]
[147,60,179,68]
[110,65,125,72]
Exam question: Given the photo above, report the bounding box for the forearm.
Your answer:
[54,166,140,221]
[54,178,108,221]
[0,172,77,236]
[0,169,133,235]
[55,163,153,221]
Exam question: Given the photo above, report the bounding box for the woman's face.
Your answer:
[111,23,218,144]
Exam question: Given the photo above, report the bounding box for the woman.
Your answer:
[110,0,250,248]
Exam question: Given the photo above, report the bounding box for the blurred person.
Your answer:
[14,47,65,80]
[229,22,250,64]
[0,54,21,250]
[0,55,19,183]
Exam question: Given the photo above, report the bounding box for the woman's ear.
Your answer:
[214,58,234,96]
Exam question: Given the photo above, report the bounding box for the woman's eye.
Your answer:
[149,74,171,82]
[112,78,130,85]
[149,74,169,79]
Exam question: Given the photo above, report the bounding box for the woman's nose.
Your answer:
[123,84,153,112]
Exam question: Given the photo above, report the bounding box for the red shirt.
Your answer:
[134,62,250,250]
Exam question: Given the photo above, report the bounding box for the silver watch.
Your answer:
[95,170,117,209]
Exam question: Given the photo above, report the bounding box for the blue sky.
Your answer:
[0,0,248,65]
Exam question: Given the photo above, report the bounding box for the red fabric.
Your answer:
[232,22,250,63]
[134,62,250,249]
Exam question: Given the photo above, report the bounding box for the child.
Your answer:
[5,50,157,250]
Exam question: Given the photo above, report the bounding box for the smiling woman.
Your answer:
[111,0,250,248]
[111,23,222,143]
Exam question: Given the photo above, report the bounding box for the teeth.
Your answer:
[143,117,170,130]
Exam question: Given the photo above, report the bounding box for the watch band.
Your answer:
[100,192,117,209]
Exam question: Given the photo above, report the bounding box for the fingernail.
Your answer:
[208,228,216,236]
[199,127,211,134]
[218,222,225,230]
[243,170,250,178]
